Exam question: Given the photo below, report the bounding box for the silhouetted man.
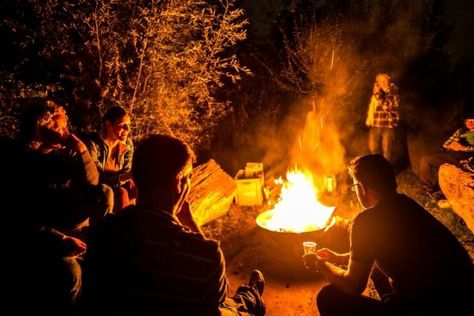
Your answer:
[81,134,265,315]
[304,154,474,315]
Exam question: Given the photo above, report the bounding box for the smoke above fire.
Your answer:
[216,1,474,179]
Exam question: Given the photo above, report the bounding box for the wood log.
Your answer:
[438,163,474,235]
[188,159,237,226]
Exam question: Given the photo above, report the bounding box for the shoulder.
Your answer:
[91,206,136,235]
[125,137,134,150]
[177,229,221,252]
[83,133,102,146]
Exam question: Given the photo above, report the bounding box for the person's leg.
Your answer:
[220,286,264,316]
[34,256,82,314]
[370,266,393,300]
[317,284,389,316]
[369,127,381,155]
[48,184,113,232]
[419,152,461,189]
[220,270,265,316]
[84,183,114,227]
[381,127,395,162]
[113,186,129,213]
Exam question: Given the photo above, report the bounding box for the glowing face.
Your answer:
[376,74,390,91]
[465,118,474,131]
[39,113,70,145]
[107,114,131,142]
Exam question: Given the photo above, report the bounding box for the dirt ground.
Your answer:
[203,200,352,315]
[201,169,474,315]
[224,226,326,315]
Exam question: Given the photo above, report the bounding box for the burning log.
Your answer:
[188,159,237,227]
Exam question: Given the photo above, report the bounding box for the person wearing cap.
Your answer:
[418,112,474,193]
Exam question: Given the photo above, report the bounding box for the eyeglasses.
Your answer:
[350,183,360,192]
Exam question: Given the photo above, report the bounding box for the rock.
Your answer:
[438,163,474,234]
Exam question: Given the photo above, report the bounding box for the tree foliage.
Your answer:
[0,0,250,149]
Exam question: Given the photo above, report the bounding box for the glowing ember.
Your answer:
[256,169,335,233]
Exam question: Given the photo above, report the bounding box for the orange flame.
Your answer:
[257,168,335,233]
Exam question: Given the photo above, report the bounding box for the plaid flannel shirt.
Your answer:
[372,83,400,128]
[443,128,474,152]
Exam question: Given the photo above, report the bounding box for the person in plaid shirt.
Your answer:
[365,73,400,162]
[419,112,474,193]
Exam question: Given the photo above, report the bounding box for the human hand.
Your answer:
[373,82,380,94]
[303,253,320,271]
[61,235,87,257]
[64,133,88,154]
[447,141,465,151]
[315,248,332,261]
[176,201,200,233]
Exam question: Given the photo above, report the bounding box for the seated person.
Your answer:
[80,134,265,315]
[3,100,112,313]
[303,154,474,316]
[86,106,135,213]
[419,111,474,193]
[16,100,113,232]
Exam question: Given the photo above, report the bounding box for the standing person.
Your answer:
[366,73,400,162]
[86,106,135,213]
[418,112,474,193]
[303,154,474,315]
[81,134,266,315]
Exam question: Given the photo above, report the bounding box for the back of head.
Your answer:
[102,106,127,125]
[19,100,65,142]
[132,134,194,192]
[349,154,397,195]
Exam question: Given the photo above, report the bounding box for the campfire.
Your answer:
[256,168,335,233]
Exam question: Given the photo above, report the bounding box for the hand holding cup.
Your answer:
[302,241,319,271]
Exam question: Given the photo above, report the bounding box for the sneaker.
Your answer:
[248,269,265,296]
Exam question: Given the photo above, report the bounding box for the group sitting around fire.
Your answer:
[3,101,266,315]
[3,98,473,315]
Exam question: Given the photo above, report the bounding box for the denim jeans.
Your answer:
[369,127,395,162]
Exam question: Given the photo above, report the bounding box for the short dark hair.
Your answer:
[132,134,194,191]
[463,112,474,120]
[102,106,128,125]
[19,100,65,141]
[348,154,397,194]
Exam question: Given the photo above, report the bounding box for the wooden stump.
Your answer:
[438,163,474,235]
[188,159,237,227]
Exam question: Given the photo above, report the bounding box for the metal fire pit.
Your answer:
[254,210,329,279]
